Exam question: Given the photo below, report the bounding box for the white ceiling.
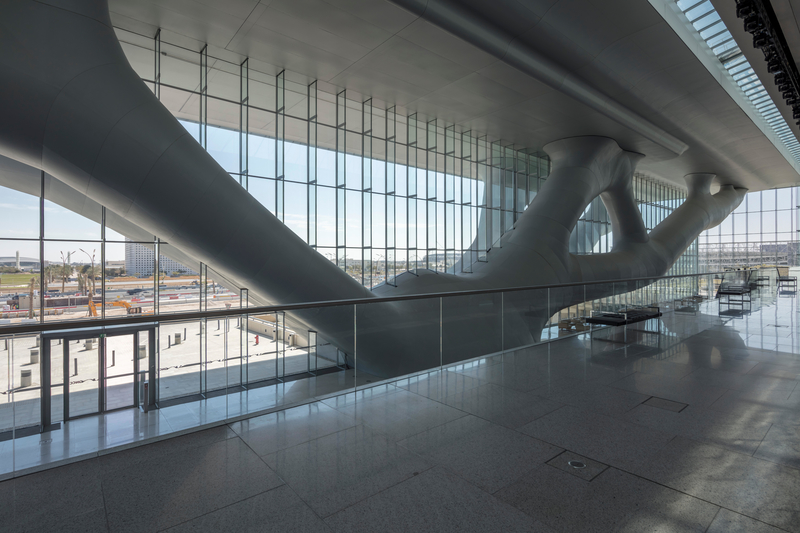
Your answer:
[107,0,800,191]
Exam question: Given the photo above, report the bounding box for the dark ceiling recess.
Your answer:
[737,0,800,125]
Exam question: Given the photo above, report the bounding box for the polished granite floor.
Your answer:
[1,292,799,532]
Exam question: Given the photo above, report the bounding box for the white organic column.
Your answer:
[0,1,745,378]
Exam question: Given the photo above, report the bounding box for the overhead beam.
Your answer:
[387,0,689,157]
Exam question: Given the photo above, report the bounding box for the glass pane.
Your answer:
[356,298,438,382]
[0,184,39,239]
[160,42,200,92]
[7,336,41,431]
[776,187,793,210]
[68,336,99,418]
[246,312,282,384]
[159,321,202,401]
[503,289,550,352]
[226,316,242,388]
[206,100,240,173]
[0,239,41,327]
[43,183,101,240]
[155,243,201,315]
[248,118,276,178]
[442,293,502,365]
[105,375,133,411]
[49,337,64,423]
[105,334,135,411]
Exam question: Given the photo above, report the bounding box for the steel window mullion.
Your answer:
[728,62,751,75]
[689,8,716,26]
[746,87,767,98]
[704,27,729,43]
[680,0,707,15]
[740,80,762,92]
[717,45,742,59]
[722,51,743,64]
[275,70,285,222]
[199,45,207,149]
[336,89,346,271]
[362,98,373,286]
[308,80,317,249]
[154,29,161,100]
[724,55,748,69]
[239,58,248,190]
[710,36,735,50]
[694,13,722,34]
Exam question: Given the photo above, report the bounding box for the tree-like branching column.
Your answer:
[362,137,746,375]
[0,1,746,378]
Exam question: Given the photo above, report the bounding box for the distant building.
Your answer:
[699,241,800,269]
[0,255,47,271]
[124,240,197,276]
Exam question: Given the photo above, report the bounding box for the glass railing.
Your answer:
[0,267,787,476]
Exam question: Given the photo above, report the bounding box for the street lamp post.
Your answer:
[79,248,96,297]
[60,250,76,294]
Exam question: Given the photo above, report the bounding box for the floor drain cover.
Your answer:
[568,460,586,469]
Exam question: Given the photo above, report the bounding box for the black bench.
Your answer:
[717,286,751,317]
[585,308,662,327]
[777,267,797,292]
[717,286,750,295]
[585,307,662,345]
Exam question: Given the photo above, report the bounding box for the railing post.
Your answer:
[439,297,443,368]
[500,292,504,353]
[353,304,357,393]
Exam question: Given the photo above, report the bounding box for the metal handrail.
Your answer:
[0,270,730,336]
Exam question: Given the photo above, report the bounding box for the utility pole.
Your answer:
[79,248,96,297]
[28,276,35,319]
[61,250,75,293]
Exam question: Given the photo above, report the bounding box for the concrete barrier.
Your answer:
[246,317,307,347]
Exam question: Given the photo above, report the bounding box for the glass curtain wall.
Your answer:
[118,28,699,281]
[699,187,800,269]
[0,27,718,455]
[0,27,705,331]
[569,173,697,276]
[117,28,554,288]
